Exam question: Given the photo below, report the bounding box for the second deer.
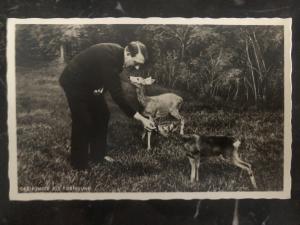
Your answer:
[182,134,257,189]
[129,76,184,150]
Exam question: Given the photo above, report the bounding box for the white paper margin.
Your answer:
[7,17,293,201]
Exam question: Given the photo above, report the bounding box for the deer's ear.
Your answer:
[144,77,152,85]
[151,79,156,84]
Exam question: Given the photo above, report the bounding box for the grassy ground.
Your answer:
[15,61,283,193]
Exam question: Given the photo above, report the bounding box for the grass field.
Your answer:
[15,61,284,193]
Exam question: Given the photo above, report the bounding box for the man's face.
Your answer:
[124,54,144,69]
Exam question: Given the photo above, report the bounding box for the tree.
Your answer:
[239,26,283,106]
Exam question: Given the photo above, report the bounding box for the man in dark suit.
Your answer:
[60,41,155,170]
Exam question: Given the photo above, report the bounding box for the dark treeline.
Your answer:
[16,24,284,109]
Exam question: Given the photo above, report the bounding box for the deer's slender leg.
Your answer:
[234,152,252,169]
[232,151,257,189]
[170,110,184,135]
[189,157,196,182]
[142,130,146,140]
[249,173,257,189]
[180,117,185,135]
[195,158,200,182]
[144,115,155,150]
[147,131,152,150]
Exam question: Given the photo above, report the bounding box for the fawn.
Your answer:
[129,76,184,150]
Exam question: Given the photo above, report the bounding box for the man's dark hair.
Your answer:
[127,41,148,62]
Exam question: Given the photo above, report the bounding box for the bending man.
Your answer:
[59,41,155,170]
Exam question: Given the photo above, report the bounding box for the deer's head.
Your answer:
[129,76,155,87]
[181,134,201,159]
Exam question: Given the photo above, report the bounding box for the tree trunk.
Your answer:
[245,82,249,101]
[181,43,185,60]
[234,79,240,100]
[59,43,65,64]
[245,38,258,104]
[252,31,268,102]
[249,34,263,100]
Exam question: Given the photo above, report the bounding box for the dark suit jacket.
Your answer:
[59,43,136,117]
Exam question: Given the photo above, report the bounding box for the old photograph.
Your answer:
[7,18,292,200]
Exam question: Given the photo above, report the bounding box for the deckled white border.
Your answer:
[7,18,292,201]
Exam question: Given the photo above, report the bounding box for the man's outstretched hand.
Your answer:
[133,112,156,131]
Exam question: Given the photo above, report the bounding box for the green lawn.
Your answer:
[15,61,284,192]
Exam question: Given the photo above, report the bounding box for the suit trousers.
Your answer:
[63,89,110,169]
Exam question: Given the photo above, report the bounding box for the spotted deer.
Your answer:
[129,76,184,150]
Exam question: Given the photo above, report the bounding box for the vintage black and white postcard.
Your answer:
[7,18,292,200]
